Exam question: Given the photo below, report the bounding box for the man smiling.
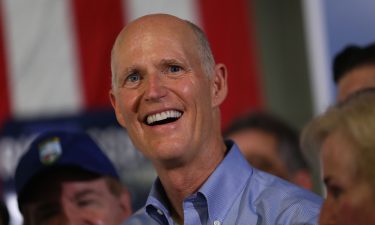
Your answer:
[110,14,322,225]
[15,130,133,225]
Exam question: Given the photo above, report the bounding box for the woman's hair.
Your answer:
[301,89,375,191]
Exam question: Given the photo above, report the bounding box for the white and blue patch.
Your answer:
[38,137,62,165]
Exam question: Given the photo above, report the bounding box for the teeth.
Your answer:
[146,110,182,125]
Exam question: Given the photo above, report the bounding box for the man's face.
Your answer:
[228,129,289,180]
[21,178,131,225]
[110,16,226,166]
[320,131,375,225]
[337,64,375,102]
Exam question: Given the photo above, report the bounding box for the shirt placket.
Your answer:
[183,194,209,225]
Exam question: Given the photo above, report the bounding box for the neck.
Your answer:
[154,138,227,223]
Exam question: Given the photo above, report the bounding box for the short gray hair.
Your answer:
[184,20,215,78]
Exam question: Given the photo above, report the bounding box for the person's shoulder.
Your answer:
[242,169,322,224]
[249,168,322,205]
[122,207,159,225]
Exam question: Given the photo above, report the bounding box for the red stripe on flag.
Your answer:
[0,1,11,128]
[198,0,263,129]
[70,0,125,110]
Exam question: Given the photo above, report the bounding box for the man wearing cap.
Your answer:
[15,130,133,225]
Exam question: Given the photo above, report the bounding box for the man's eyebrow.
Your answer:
[122,65,139,75]
[72,189,102,200]
[160,58,181,64]
[159,58,191,71]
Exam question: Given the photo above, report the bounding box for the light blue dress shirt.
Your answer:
[123,141,322,225]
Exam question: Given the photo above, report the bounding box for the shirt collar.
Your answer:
[198,140,253,222]
[146,178,172,223]
[145,141,253,223]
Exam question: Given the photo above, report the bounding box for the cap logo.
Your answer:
[38,137,62,165]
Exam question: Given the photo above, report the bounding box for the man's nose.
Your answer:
[144,73,167,102]
[63,204,99,225]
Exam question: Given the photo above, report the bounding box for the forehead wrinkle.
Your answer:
[118,34,197,71]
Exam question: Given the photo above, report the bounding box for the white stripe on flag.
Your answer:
[3,0,82,119]
[124,0,200,25]
[302,0,333,114]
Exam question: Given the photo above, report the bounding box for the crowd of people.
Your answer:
[1,13,375,225]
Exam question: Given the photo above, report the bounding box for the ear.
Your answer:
[118,187,133,219]
[211,63,228,107]
[109,89,127,128]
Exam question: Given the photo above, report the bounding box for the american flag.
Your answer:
[0,0,263,131]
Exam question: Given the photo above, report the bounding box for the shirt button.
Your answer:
[214,220,221,225]
[157,209,163,215]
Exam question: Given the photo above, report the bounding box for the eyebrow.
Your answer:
[72,189,103,200]
[159,58,192,72]
[121,66,138,76]
[120,58,188,77]
[160,58,181,65]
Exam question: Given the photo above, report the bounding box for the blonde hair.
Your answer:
[301,90,375,191]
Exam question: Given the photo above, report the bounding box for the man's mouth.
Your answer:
[145,110,183,126]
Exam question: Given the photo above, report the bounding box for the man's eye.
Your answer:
[123,72,142,87]
[168,65,182,73]
[328,185,343,199]
[77,199,96,207]
[126,73,141,82]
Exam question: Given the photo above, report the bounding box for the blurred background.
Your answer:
[1,0,375,224]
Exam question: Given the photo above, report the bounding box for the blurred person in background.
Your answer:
[110,13,322,225]
[0,199,9,225]
[333,42,375,102]
[15,130,133,225]
[224,111,313,190]
[301,90,375,225]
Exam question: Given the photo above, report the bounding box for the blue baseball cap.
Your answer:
[15,130,120,195]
